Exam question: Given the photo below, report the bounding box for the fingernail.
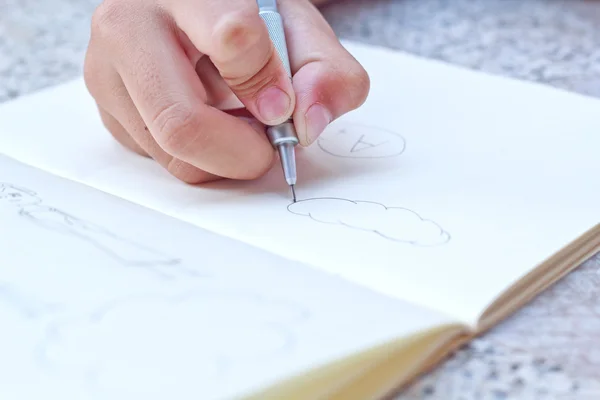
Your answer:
[257,87,291,122]
[305,103,332,145]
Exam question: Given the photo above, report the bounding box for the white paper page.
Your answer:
[0,155,453,400]
[0,41,598,326]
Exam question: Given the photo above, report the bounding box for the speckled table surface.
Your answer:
[1,0,600,398]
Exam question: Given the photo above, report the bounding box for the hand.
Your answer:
[84,0,370,184]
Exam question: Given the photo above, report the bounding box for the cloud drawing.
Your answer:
[287,198,450,246]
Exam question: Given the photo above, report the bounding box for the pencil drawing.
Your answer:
[0,283,61,318]
[317,122,406,159]
[34,289,309,396]
[0,183,181,268]
[287,197,450,246]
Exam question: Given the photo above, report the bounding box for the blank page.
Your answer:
[0,41,598,325]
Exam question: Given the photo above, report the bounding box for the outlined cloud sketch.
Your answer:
[0,183,181,267]
[288,198,450,246]
[36,290,309,398]
[317,122,406,159]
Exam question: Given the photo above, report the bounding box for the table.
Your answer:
[2,0,599,398]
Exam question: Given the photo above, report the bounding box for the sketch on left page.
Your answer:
[0,183,182,269]
[0,282,62,319]
[33,289,310,397]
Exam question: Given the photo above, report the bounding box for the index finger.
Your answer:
[164,0,296,126]
[108,7,276,180]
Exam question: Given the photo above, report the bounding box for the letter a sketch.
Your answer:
[350,134,387,153]
[0,183,181,267]
[287,198,450,247]
[317,122,406,159]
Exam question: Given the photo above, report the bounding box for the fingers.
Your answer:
[86,0,276,181]
[87,63,220,184]
[97,107,147,157]
[165,0,295,125]
[278,0,371,146]
[195,56,244,110]
[85,0,358,188]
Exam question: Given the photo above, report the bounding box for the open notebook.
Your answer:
[0,40,598,399]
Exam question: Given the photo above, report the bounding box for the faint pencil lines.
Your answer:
[0,183,210,280]
[0,283,61,319]
[33,288,310,397]
[317,122,406,159]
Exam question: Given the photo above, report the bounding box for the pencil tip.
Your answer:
[290,185,297,203]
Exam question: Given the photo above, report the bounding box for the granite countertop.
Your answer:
[2,0,600,398]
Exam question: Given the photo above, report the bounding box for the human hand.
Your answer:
[84,0,369,184]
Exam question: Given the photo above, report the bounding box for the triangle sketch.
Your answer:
[350,134,388,153]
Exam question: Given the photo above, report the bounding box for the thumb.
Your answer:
[169,2,295,125]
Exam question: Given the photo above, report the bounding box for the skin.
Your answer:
[84,0,369,184]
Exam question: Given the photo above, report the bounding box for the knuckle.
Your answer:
[227,67,277,100]
[167,160,209,185]
[341,61,371,109]
[83,54,99,95]
[212,11,263,61]
[91,0,124,38]
[152,102,202,156]
[82,53,126,104]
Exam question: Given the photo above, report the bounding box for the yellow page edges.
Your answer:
[245,323,466,400]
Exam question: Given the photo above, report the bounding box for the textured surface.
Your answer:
[1,0,600,398]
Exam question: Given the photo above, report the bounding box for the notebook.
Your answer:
[0,40,598,400]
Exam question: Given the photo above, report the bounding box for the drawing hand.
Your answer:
[83,0,370,184]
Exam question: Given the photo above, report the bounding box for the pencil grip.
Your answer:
[259,10,292,78]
